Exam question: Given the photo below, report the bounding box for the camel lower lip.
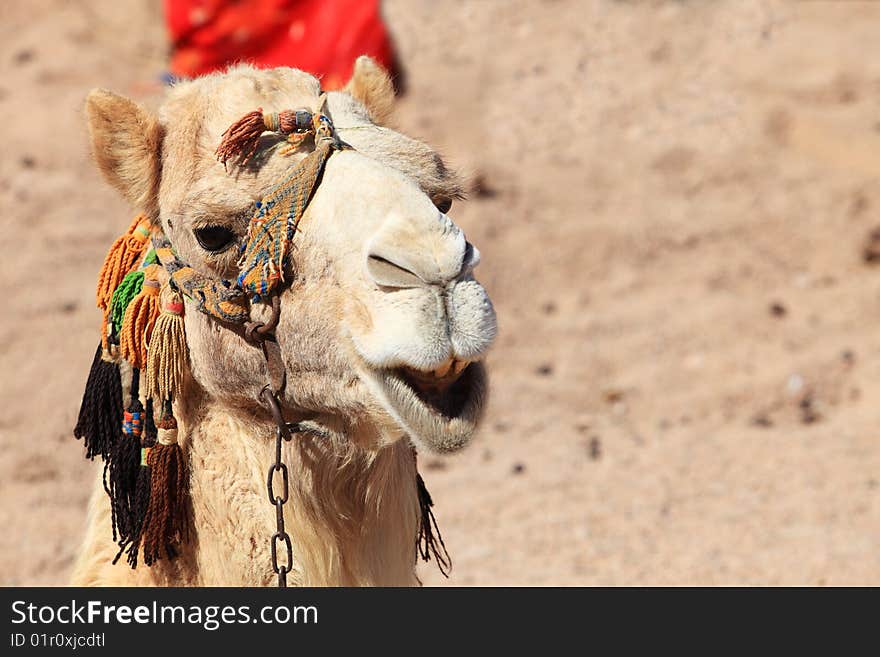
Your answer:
[359,359,488,453]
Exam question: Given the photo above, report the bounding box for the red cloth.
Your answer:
[165,0,395,89]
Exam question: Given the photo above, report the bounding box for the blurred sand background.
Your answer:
[1,0,879,585]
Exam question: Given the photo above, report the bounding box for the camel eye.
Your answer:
[433,197,453,214]
[194,225,236,253]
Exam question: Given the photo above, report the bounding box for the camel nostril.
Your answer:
[462,242,480,273]
[366,253,424,288]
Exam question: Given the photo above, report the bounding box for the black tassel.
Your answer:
[416,472,452,577]
[74,343,123,460]
[123,398,156,568]
[105,369,144,563]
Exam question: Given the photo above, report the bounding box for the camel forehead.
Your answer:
[155,65,462,221]
[161,65,323,143]
[157,66,324,214]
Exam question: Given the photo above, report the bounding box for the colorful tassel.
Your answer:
[119,265,161,369]
[215,107,312,168]
[95,216,152,311]
[110,270,144,333]
[142,404,190,565]
[145,290,188,403]
[106,369,144,557]
[74,344,123,460]
[122,398,156,568]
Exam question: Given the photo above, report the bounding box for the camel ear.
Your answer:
[85,89,162,220]
[344,55,395,125]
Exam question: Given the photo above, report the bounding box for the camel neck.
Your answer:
[183,407,421,586]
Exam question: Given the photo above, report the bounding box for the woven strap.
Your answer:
[155,113,345,322]
[153,234,249,323]
[238,116,341,299]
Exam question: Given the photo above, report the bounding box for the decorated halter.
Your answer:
[73,101,450,580]
[158,108,347,323]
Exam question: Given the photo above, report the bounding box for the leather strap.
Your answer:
[244,294,286,395]
[261,336,286,395]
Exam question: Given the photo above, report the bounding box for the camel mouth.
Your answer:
[395,359,472,415]
[359,358,488,454]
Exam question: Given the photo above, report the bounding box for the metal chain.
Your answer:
[247,295,296,588]
[261,386,293,588]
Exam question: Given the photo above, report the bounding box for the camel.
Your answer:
[71,57,497,586]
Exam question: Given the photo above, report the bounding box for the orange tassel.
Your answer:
[119,265,161,369]
[96,215,152,311]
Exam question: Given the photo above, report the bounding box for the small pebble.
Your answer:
[863,227,880,264]
[751,413,773,428]
[769,301,787,317]
[511,462,526,475]
[13,49,34,65]
[541,301,557,315]
[603,389,624,403]
[588,436,601,461]
[799,396,821,424]
[850,193,869,216]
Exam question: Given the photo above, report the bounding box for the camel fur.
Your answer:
[71,58,496,587]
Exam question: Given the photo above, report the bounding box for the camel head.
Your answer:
[84,59,496,454]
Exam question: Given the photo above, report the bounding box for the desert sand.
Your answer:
[1,0,879,586]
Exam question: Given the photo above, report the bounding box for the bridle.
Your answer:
[152,103,347,586]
